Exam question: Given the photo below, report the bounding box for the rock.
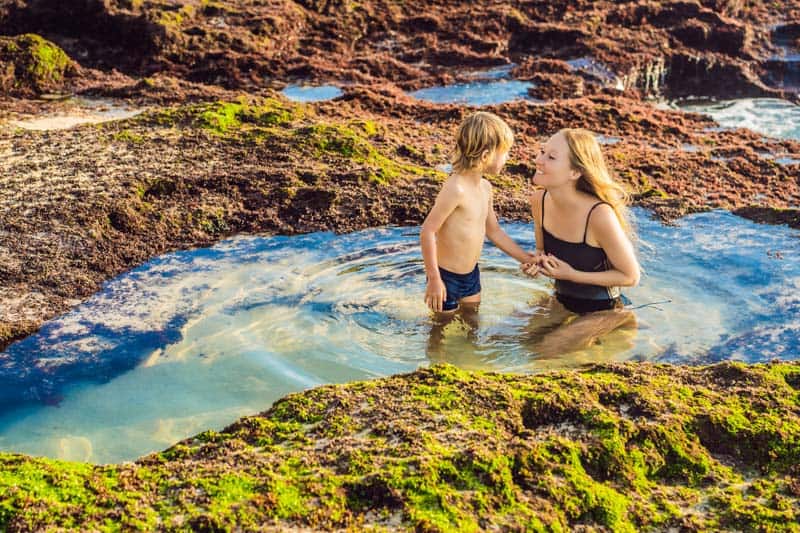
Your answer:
[1,362,799,529]
[0,33,74,96]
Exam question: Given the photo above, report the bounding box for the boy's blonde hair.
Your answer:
[452,111,514,172]
[560,128,634,236]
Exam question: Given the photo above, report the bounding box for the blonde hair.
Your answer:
[560,128,634,236]
[452,111,514,172]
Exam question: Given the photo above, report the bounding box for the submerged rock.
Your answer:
[0,361,798,530]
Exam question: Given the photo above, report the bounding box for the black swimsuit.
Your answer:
[540,191,622,314]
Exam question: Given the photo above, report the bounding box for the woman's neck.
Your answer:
[546,183,583,209]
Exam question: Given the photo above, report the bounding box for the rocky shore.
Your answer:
[1,0,799,348]
[1,1,800,529]
[1,362,799,531]
[2,86,798,351]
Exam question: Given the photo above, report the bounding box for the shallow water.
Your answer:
[566,57,623,89]
[282,85,343,102]
[673,98,800,141]
[408,68,536,106]
[7,98,143,131]
[1,209,798,463]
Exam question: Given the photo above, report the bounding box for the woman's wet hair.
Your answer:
[452,111,514,172]
[559,128,634,237]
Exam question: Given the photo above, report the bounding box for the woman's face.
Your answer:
[533,132,579,187]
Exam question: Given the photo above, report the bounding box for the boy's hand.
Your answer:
[425,278,447,312]
[521,262,541,277]
[523,250,545,264]
[521,250,546,277]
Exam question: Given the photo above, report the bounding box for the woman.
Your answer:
[522,128,640,356]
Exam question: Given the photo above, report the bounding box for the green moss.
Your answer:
[273,482,306,519]
[301,124,440,184]
[113,129,144,144]
[139,100,442,184]
[0,34,71,93]
[2,362,800,529]
[199,473,258,518]
[145,98,305,134]
[347,119,383,137]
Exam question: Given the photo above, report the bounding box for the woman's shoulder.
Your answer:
[587,202,623,238]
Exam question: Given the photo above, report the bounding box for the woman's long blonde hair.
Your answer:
[560,128,634,236]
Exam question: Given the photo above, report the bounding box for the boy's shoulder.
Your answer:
[441,174,468,194]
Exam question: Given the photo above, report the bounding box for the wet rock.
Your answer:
[0,0,168,72]
[670,18,753,58]
[0,0,797,98]
[0,33,75,96]
[1,361,799,530]
[733,206,800,228]
[663,52,782,100]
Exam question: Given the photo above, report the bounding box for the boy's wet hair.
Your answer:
[451,111,514,172]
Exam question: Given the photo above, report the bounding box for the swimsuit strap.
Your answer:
[583,201,609,244]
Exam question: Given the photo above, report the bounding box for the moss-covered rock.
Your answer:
[143,97,306,133]
[1,361,799,531]
[138,97,440,185]
[0,33,74,96]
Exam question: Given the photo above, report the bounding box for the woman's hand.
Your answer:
[520,250,546,278]
[539,254,576,281]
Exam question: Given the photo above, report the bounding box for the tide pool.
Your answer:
[0,209,798,463]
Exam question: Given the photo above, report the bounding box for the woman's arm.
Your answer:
[540,204,640,287]
[520,189,547,277]
[530,188,545,253]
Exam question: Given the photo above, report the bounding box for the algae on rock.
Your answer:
[1,361,799,531]
[0,33,73,96]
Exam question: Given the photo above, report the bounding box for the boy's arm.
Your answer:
[485,185,536,264]
[420,181,462,311]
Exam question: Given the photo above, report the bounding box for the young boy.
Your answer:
[421,111,536,314]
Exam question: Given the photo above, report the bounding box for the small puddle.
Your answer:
[282,84,343,102]
[408,65,536,106]
[7,98,144,131]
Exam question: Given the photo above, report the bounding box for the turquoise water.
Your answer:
[1,209,798,463]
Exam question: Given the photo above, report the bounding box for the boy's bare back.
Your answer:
[421,110,532,313]
[435,174,491,274]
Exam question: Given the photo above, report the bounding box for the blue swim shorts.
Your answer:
[438,264,481,311]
